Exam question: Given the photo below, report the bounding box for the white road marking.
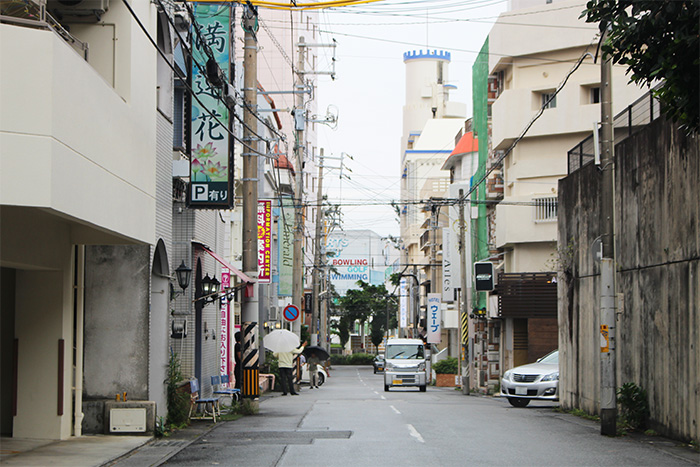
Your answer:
[407,424,424,443]
[373,390,379,395]
[380,396,386,400]
[390,405,401,414]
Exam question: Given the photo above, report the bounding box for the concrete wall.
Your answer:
[558,118,699,443]
[82,245,150,433]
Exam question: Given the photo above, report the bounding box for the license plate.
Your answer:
[393,379,402,385]
[515,386,527,395]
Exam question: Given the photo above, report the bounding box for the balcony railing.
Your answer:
[567,85,662,174]
[1,0,88,59]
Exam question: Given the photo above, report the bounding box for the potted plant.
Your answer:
[433,357,458,387]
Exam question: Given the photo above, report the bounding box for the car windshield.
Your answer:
[386,345,424,359]
[375,355,384,361]
[538,350,559,364]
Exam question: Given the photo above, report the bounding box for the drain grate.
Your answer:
[205,430,352,446]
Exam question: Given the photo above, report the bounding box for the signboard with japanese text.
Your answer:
[258,199,272,283]
[400,278,408,328]
[220,268,230,383]
[278,198,294,296]
[427,293,442,344]
[188,4,233,209]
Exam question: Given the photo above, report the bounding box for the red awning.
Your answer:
[198,244,255,284]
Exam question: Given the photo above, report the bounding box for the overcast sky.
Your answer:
[314,0,508,238]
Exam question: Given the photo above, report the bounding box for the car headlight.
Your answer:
[503,370,512,381]
[418,362,425,371]
[541,372,559,382]
[385,361,394,370]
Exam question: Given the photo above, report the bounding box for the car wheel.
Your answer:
[507,397,530,407]
[384,384,389,392]
[373,368,377,374]
[419,385,426,392]
[317,372,325,386]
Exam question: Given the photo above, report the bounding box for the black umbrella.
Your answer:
[302,345,330,361]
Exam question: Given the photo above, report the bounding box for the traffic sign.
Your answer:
[283,304,300,322]
[474,262,494,291]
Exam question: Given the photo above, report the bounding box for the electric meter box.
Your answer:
[110,408,146,433]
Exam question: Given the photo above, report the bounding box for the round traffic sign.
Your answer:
[283,304,300,322]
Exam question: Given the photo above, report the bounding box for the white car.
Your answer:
[501,350,559,407]
[299,363,327,386]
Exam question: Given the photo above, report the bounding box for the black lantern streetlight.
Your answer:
[171,261,192,300]
[201,273,213,296]
[175,261,192,291]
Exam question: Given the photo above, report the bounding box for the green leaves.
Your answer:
[583,0,699,134]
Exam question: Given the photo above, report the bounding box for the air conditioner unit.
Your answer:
[269,306,278,321]
[47,0,109,21]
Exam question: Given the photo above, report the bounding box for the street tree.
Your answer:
[582,0,699,134]
[338,281,396,351]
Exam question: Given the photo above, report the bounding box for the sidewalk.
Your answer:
[0,394,276,467]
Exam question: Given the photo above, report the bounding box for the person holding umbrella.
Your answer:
[274,340,307,396]
[302,345,331,389]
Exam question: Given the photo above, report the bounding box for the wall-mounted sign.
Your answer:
[427,293,442,344]
[474,262,494,291]
[188,4,233,209]
[258,199,272,283]
[278,198,294,296]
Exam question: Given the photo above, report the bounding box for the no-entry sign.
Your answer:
[283,304,300,322]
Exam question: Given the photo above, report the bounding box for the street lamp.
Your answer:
[171,261,192,300]
[200,274,221,304]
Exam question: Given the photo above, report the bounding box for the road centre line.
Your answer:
[390,405,401,414]
[407,424,424,443]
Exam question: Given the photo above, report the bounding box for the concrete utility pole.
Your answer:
[292,37,306,336]
[599,28,617,436]
[241,4,259,399]
[458,189,469,393]
[311,149,325,346]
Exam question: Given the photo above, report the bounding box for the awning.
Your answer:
[195,242,255,284]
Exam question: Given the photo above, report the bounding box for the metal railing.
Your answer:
[1,0,88,59]
[567,85,662,174]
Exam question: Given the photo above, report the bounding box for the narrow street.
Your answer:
[159,366,695,467]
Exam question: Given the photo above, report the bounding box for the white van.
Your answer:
[383,338,427,392]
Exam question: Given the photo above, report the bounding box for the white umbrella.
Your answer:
[263,329,300,353]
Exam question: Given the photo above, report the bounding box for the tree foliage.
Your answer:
[582,0,699,134]
[337,281,397,349]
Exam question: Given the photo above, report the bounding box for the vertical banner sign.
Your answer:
[442,229,454,302]
[257,199,272,283]
[427,293,442,344]
[220,268,230,384]
[400,278,408,328]
[189,4,233,208]
[278,198,294,296]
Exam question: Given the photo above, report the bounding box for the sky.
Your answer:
[312,0,509,238]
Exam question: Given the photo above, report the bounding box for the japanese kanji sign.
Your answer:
[188,4,233,208]
[258,199,272,283]
[427,293,442,344]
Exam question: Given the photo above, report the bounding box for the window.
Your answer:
[541,92,557,109]
[533,197,558,222]
[590,87,601,104]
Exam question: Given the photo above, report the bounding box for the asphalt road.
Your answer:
[164,365,697,467]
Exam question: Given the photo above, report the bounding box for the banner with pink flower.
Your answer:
[188,4,233,208]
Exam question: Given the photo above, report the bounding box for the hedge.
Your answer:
[330,353,375,365]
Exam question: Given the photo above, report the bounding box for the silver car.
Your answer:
[501,350,559,407]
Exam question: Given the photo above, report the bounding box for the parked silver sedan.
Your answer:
[501,350,559,407]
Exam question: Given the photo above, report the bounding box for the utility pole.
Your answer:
[241,4,259,399]
[599,28,617,436]
[292,37,306,336]
[311,148,325,346]
[458,189,469,393]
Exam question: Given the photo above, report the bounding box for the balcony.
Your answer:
[1,12,157,244]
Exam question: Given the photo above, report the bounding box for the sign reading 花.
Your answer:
[427,293,442,344]
[258,199,272,283]
[188,4,233,209]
